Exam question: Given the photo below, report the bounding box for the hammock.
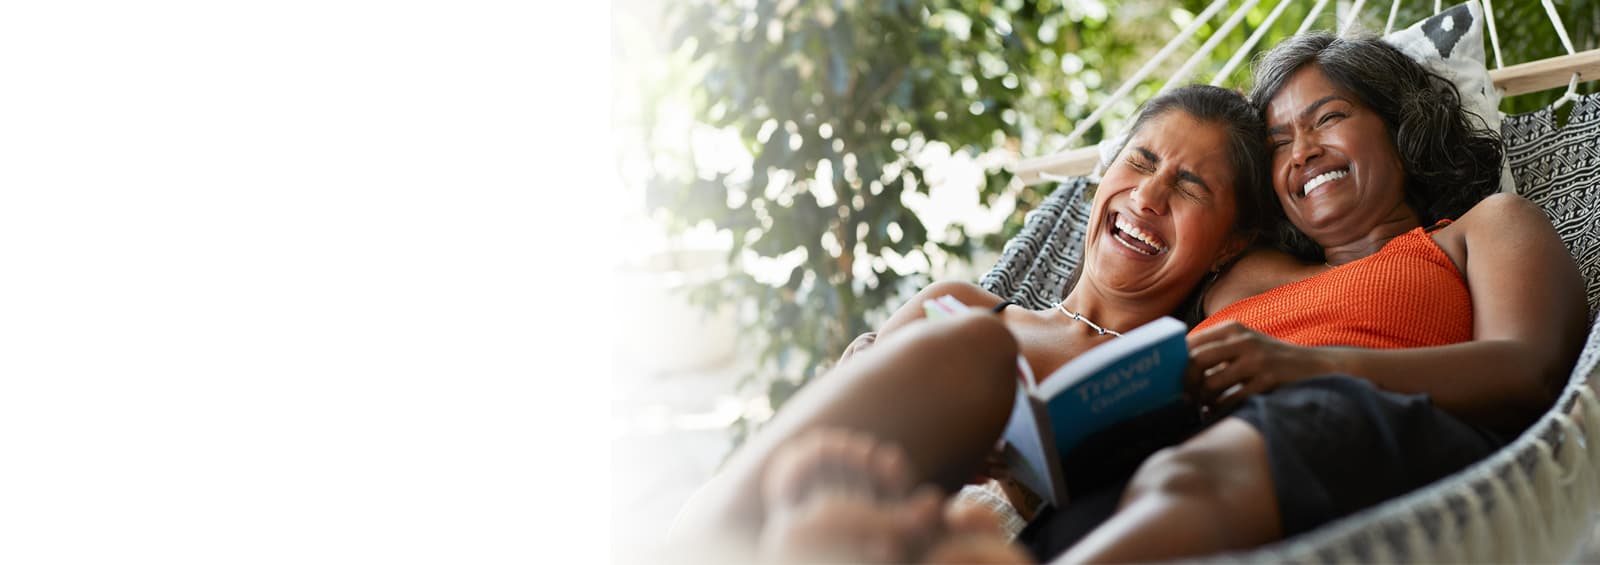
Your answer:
[981,1,1600,561]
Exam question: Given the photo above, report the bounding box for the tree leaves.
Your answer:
[648,0,1189,454]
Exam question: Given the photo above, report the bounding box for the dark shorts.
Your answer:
[1231,375,1510,537]
[1018,375,1511,559]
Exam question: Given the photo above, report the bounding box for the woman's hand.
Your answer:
[1186,321,1340,411]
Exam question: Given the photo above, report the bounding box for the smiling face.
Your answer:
[1265,65,1411,247]
[1081,110,1245,305]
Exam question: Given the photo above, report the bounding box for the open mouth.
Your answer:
[1301,168,1348,198]
[1111,213,1168,256]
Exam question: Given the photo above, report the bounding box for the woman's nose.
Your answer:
[1131,178,1171,216]
[1289,133,1322,168]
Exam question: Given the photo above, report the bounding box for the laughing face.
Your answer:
[1265,65,1410,247]
[1082,110,1244,304]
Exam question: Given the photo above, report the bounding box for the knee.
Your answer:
[1124,445,1226,505]
[943,310,1017,354]
[910,311,1019,379]
[898,311,1019,421]
[1113,420,1283,548]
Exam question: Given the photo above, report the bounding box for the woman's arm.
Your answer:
[1398,194,1587,425]
[1189,194,1587,431]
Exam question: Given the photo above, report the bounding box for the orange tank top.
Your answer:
[1192,224,1473,348]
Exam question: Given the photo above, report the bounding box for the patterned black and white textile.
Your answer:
[1504,92,1600,321]
[978,177,1094,310]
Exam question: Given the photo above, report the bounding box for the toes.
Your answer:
[765,428,919,516]
[868,436,916,499]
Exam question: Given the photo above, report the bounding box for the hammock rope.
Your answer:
[1211,0,1295,87]
[1160,0,1261,95]
[1338,0,1370,37]
[1482,0,1504,69]
[1543,0,1577,55]
[1056,0,1229,149]
[1294,0,1332,35]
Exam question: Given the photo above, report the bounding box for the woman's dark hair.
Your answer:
[1122,84,1274,325]
[1125,84,1275,242]
[1248,33,1505,261]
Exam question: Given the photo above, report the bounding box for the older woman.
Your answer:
[668,84,1276,563]
[1051,34,1588,564]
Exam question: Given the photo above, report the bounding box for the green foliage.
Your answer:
[645,0,1182,450]
[639,0,1600,453]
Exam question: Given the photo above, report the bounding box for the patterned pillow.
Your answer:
[1383,0,1516,192]
[1501,93,1600,320]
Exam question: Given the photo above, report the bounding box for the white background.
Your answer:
[0,1,606,562]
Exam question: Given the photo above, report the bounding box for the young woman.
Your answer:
[666,84,1275,563]
[1051,33,1587,563]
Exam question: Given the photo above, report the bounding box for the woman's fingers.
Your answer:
[1188,321,1341,411]
[1190,336,1261,398]
[1215,376,1273,414]
[1189,322,1298,408]
[1201,356,1256,404]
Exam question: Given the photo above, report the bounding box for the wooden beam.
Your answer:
[1489,49,1600,97]
[1009,146,1101,186]
[1012,49,1600,186]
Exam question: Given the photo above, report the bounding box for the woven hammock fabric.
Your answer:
[978,92,1600,562]
[1506,94,1600,321]
[978,176,1091,309]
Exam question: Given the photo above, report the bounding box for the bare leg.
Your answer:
[1054,418,1281,563]
[671,311,1020,556]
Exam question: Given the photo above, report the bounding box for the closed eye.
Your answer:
[1172,181,1199,200]
[1317,112,1346,126]
[1176,171,1212,200]
[1125,155,1155,173]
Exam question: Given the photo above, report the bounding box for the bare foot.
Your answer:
[758,429,945,563]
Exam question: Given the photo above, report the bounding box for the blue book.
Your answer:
[924,296,1189,508]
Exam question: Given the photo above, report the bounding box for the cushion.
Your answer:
[1382,0,1516,193]
[1501,92,1600,321]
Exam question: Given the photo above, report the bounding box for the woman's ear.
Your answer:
[1211,234,1251,272]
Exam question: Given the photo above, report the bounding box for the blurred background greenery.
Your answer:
[612,0,1598,455]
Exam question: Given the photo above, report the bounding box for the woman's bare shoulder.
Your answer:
[1453,193,1549,232]
[1435,193,1558,256]
[1204,247,1319,315]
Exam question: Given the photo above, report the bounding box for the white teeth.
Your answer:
[1302,169,1348,197]
[1113,215,1168,255]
